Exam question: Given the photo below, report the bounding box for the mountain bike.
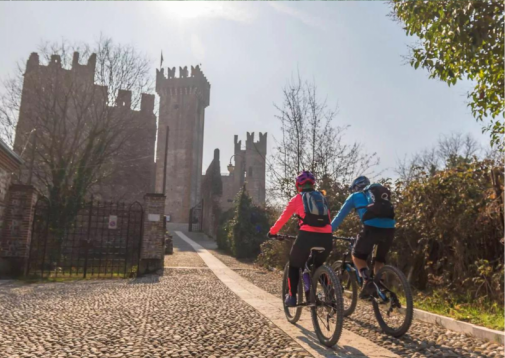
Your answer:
[272,234,344,347]
[332,236,413,337]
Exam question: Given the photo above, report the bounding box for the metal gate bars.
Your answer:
[188,200,204,232]
[27,199,144,279]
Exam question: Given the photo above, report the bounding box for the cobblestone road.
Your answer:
[216,252,505,358]
[0,241,310,358]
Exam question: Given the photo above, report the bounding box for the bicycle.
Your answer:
[332,236,413,337]
[272,234,344,347]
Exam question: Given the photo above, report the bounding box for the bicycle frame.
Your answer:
[334,236,392,303]
[275,234,333,308]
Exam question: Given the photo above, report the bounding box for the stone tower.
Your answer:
[245,132,267,205]
[155,65,210,222]
[221,132,267,211]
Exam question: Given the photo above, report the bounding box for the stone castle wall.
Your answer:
[14,52,156,203]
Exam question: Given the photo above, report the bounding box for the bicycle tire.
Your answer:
[282,262,304,323]
[372,265,413,337]
[310,264,344,347]
[331,260,358,317]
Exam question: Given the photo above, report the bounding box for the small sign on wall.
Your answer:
[148,214,160,222]
[108,215,118,229]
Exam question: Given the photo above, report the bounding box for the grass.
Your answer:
[414,289,505,331]
[21,273,128,284]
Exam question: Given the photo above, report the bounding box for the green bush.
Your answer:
[216,208,234,253]
[217,185,271,259]
[256,239,291,270]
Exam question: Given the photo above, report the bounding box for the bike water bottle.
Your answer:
[302,270,310,293]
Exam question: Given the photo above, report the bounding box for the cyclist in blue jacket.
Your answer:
[331,176,395,299]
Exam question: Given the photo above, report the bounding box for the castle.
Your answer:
[155,65,267,222]
[13,51,266,224]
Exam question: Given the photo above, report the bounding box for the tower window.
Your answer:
[249,166,253,178]
[173,104,179,109]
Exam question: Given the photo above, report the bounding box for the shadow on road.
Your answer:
[296,323,379,358]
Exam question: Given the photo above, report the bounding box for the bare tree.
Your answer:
[396,132,483,182]
[0,36,153,229]
[270,74,379,201]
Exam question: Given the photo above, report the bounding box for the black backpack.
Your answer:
[298,190,330,228]
[357,184,395,222]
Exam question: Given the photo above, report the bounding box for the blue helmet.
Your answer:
[349,176,370,193]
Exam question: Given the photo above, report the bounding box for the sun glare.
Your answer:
[159,2,216,20]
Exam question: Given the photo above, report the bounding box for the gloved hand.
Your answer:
[267,232,275,239]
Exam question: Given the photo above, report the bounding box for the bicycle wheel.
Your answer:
[282,262,304,323]
[372,265,413,337]
[310,264,344,347]
[331,260,358,317]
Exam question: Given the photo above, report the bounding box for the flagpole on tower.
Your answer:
[160,51,164,69]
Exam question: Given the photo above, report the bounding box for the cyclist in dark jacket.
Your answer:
[331,176,395,299]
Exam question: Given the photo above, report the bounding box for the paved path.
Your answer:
[172,227,504,358]
[0,252,308,357]
[174,230,398,358]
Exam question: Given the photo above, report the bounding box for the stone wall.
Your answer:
[201,149,223,238]
[0,185,38,276]
[14,52,156,204]
[140,193,166,273]
[0,139,23,234]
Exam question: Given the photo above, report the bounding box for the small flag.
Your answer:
[160,51,164,68]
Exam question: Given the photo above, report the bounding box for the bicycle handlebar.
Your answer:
[270,234,296,241]
[271,234,355,243]
[333,236,355,243]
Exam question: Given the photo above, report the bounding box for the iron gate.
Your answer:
[188,200,203,232]
[27,199,144,278]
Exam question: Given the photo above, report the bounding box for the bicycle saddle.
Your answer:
[310,247,326,252]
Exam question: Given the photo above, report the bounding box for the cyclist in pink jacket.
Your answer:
[268,171,332,307]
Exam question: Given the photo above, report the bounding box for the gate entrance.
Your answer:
[188,200,203,232]
[27,199,144,278]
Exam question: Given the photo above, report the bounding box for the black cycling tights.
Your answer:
[287,231,333,297]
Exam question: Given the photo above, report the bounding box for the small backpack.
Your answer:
[357,184,395,222]
[298,190,330,228]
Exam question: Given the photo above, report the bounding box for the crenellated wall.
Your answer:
[14,51,156,203]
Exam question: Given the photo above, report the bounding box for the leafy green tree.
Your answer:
[390,1,504,148]
[218,185,271,258]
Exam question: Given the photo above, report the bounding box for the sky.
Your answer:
[0,1,490,181]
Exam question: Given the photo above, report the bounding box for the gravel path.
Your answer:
[0,246,310,358]
[218,257,504,358]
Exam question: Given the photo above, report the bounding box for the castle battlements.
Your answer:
[24,51,154,114]
[156,65,210,107]
[246,132,267,154]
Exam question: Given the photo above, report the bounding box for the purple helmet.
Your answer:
[296,170,315,191]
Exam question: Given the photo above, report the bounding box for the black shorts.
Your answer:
[289,231,333,268]
[352,225,395,263]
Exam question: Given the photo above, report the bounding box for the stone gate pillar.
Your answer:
[140,193,166,274]
[0,184,38,276]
